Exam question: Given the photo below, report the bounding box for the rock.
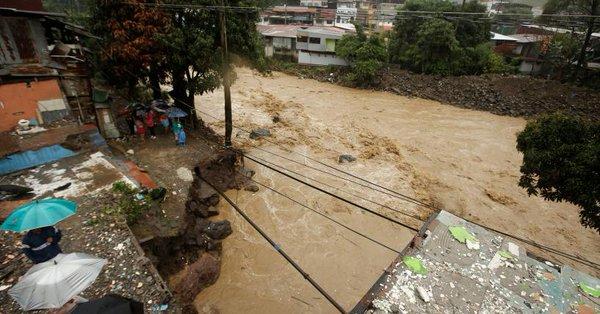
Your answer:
[249,128,271,139]
[199,220,232,240]
[338,154,356,163]
[173,253,220,301]
[197,206,219,218]
[244,184,259,192]
[176,167,194,182]
[203,194,220,207]
[239,168,255,178]
[272,115,281,123]
[126,149,134,155]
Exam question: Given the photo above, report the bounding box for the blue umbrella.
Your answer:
[0,198,77,232]
[167,107,188,118]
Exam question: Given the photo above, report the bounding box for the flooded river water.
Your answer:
[192,68,600,313]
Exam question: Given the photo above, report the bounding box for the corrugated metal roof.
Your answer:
[0,144,76,175]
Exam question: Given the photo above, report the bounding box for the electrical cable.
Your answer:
[200,176,347,313]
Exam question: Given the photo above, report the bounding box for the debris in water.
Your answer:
[416,286,431,303]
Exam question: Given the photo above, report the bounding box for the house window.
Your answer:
[298,36,308,43]
[309,37,320,44]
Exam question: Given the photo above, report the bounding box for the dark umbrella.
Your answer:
[167,107,188,118]
[71,294,143,314]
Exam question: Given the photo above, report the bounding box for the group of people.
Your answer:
[128,108,186,146]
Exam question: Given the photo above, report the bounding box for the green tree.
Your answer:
[541,33,582,81]
[389,0,503,75]
[516,113,600,232]
[337,25,387,85]
[543,0,599,81]
[406,18,461,75]
[89,0,170,97]
[159,0,265,118]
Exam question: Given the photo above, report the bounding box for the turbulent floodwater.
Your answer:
[192,68,600,313]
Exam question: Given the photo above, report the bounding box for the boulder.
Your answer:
[198,220,232,240]
[244,184,259,192]
[249,128,271,139]
[338,154,357,163]
[172,253,220,301]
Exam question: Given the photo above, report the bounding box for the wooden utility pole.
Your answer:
[219,0,233,147]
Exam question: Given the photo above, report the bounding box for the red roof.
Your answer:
[0,0,45,11]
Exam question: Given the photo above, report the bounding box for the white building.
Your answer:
[297,27,348,66]
[300,0,328,7]
[336,0,357,24]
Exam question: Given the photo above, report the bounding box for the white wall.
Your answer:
[298,51,347,66]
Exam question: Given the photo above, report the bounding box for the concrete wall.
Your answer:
[298,50,347,66]
[0,79,66,132]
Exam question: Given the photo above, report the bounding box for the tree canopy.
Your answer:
[516,113,600,232]
[388,0,508,76]
[336,25,387,85]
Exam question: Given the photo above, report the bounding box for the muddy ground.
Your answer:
[192,67,600,313]
[274,63,600,120]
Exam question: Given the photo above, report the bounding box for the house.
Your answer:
[258,24,350,66]
[258,25,299,61]
[0,1,99,131]
[336,0,357,24]
[297,26,348,66]
[300,0,328,8]
[510,34,548,73]
[267,6,317,25]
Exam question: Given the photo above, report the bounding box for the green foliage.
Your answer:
[542,33,582,80]
[516,114,600,232]
[106,181,150,225]
[337,27,387,85]
[389,0,508,76]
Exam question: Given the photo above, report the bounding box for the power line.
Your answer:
[199,175,347,313]
[244,154,421,231]
[245,173,402,254]
[246,153,427,222]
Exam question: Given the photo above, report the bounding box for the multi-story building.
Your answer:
[297,26,348,65]
[300,0,329,7]
[335,0,357,24]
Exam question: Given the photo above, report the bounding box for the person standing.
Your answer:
[145,110,157,139]
[159,113,170,134]
[135,119,146,142]
[177,128,187,146]
[22,226,63,264]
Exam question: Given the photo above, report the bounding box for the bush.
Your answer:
[337,27,387,86]
[516,114,600,232]
[104,181,151,224]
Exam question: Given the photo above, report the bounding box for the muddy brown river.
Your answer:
[193,68,600,313]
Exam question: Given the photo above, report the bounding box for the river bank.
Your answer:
[272,62,600,120]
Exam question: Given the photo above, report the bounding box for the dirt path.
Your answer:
[194,68,600,313]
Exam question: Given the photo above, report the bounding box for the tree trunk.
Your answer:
[170,68,187,108]
[572,19,595,81]
[149,65,162,99]
[186,86,197,130]
[572,14,596,82]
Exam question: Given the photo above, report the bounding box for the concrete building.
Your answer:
[297,27,348,66]
[258,25,299,61]
[300,0,328,7]
[336,0,357,24]
[267,6,317,25]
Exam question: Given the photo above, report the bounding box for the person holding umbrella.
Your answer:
[22,226,62,264]
[1,198,76,264]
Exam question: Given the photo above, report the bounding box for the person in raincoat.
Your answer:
[177,128,187,146]
[171,121,182,141]
[22,226,62,264]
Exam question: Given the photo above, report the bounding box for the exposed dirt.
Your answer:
[192,67,600,313]
[273,63,600,120]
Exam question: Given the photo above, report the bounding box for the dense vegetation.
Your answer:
[336,25,387,86]
[517,114,600,232]
[389,0,511,76]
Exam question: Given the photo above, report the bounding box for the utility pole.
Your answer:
[219,0,233,147]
